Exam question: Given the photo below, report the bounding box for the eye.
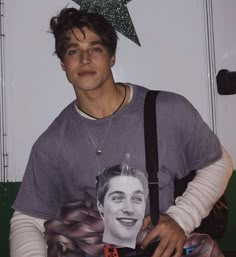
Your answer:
[111,195,125,203]
[131,195,144,203]
[90,47,103,53]
[67,49,79,56]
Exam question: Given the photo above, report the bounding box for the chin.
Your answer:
[75,83,100,92]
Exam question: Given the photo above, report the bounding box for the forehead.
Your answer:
[65,27,102,44]
[107,176,144,194]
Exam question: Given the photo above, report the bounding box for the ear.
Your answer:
[110,55,116,67]
[97,201,104,217]
[60,61,65,71]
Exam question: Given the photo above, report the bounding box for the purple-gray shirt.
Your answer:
[13,85,222,219]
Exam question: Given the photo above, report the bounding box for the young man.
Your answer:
[10,7,233,257]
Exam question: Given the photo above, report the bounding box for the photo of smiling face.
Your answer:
[96,164,148,249]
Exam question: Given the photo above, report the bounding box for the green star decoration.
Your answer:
[72,0,141,46]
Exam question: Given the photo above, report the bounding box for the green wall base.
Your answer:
[0,182,21,257]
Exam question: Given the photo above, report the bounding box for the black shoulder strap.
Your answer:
[144,90,160,226]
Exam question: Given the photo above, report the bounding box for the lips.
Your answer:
[116,218,138,227]
[78,71,96,76]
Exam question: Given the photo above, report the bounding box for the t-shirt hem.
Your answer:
[187,148,222,171]
[12,202,54,220]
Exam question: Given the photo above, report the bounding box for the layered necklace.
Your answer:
[79,85,127,156]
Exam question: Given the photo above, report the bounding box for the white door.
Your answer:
[212,0,236,167]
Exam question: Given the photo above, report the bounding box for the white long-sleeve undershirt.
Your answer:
[10,211,47,257]
[10,146,233,256]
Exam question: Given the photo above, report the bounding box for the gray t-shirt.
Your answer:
[13,84,221,219]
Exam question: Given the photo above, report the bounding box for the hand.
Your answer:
[183,233,224,257]
[141,214,187,257]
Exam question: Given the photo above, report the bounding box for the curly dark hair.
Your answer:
[50,7,118,61]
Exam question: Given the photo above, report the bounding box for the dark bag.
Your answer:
[144,90,228,239]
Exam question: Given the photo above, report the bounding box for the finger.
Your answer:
[171,241,185,257]
[141,225,161,249]
[141,216,151,230]
[157,245,176,257]
[151,239,168,257]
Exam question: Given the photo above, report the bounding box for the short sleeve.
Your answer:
[184,108,222,171]
[13,142,62,219]
[156,91,222,179]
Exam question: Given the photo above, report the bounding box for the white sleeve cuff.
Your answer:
[10,211,47,257]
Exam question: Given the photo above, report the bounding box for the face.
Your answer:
[99,176,146,246]
[61,27,116,94]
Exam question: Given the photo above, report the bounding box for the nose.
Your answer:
[80,50,91,65]
[122,198,134,214]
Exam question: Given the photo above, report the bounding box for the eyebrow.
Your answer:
[108,190,144,197]
[65,42,79,50]
[108,191,124,197]
[90,40,104,46]
[65,40,104,50]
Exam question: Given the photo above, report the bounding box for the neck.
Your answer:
[76,83,128,119]
[103,231,136,249]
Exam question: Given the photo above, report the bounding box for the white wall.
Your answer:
[4,0,214,181]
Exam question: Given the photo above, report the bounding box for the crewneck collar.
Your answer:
[75,84,134,120]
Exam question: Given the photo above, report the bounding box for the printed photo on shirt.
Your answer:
[96,163,149,249]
